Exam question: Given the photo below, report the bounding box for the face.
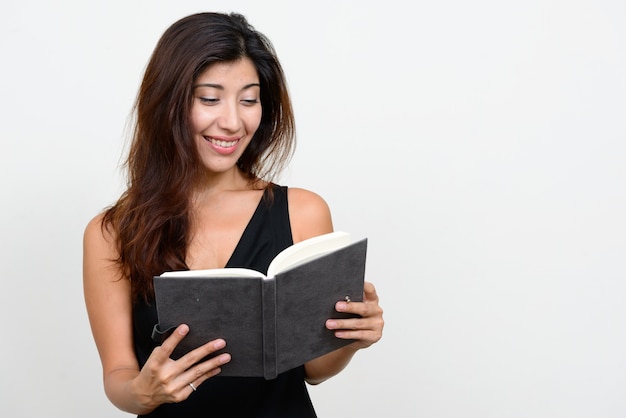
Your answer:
[190,57,262,175]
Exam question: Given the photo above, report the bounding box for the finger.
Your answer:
[334,282,379,313]
[327,310,384,333]
[188,381,198,394]
[327,317,384,347]
[180,338,229,368]
[326,315,374,330]
[334,297,368,316]
[152,324,191,361]
[332,328,380,344]
[181,349,232,390]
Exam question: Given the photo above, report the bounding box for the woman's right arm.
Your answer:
[83,214,231,414]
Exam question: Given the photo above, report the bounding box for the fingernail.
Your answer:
[336,302,347,311]
[326,320,337,329]
[178,325,189,335]
[213,339,226,350]
[219,354,231,363]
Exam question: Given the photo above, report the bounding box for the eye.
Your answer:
[240,99,260,106]
[198,97,219,105]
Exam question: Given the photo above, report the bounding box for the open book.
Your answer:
[152,231,367,379]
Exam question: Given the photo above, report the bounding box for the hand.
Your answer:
[130,324,231,409]
[325,281,384,350]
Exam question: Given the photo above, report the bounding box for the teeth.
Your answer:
[207,137,237,148]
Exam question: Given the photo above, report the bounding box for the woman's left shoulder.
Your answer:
[286,187,327,206]
[286,187,333,242]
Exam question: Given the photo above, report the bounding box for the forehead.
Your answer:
[195,57,259,85]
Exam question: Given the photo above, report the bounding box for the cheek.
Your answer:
[190,107,206,132]
[246,109,263,133]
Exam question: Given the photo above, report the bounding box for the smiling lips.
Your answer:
[205,136,239,154]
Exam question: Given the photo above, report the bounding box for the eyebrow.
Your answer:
[193,83,260,90]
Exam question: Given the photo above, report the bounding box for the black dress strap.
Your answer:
[226,184,293,274]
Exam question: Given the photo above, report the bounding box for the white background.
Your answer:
[1,0,625,417]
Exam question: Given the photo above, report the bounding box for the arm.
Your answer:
[82,215,231,414]
[287,188,384,385]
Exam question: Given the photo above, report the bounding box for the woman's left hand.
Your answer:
[325,281,384,350]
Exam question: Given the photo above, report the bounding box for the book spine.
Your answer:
[262,277,278,380]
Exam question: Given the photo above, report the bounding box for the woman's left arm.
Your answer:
[287,187,384,385]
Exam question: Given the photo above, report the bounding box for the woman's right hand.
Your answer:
[129,324,231,409]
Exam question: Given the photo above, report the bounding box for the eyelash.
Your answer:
[198,97,259,106]
[199,97,219,105]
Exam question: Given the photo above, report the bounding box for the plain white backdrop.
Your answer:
[1,0,625,417]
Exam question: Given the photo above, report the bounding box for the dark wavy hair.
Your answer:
[103,12,295,301]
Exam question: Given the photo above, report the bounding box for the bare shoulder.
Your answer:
[287,187,334,243]
[84,213,115,250]
[83,212,121,278]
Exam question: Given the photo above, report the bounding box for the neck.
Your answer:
[191,167,263,200]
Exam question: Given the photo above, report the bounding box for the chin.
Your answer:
[199,160,240,175]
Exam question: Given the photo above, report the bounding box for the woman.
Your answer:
[83,12,384,417]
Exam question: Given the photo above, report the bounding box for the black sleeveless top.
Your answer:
[132,185,317,417]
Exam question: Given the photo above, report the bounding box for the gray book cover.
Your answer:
[152,237,367,379]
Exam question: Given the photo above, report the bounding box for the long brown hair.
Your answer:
[103,12,295,301]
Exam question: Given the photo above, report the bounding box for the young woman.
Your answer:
[83,12,384,417]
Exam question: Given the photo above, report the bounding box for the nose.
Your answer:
[217,101,242,132]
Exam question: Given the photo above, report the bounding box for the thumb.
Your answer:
[363,282,379,302]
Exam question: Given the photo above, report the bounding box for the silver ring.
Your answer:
[189,382,197,392]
